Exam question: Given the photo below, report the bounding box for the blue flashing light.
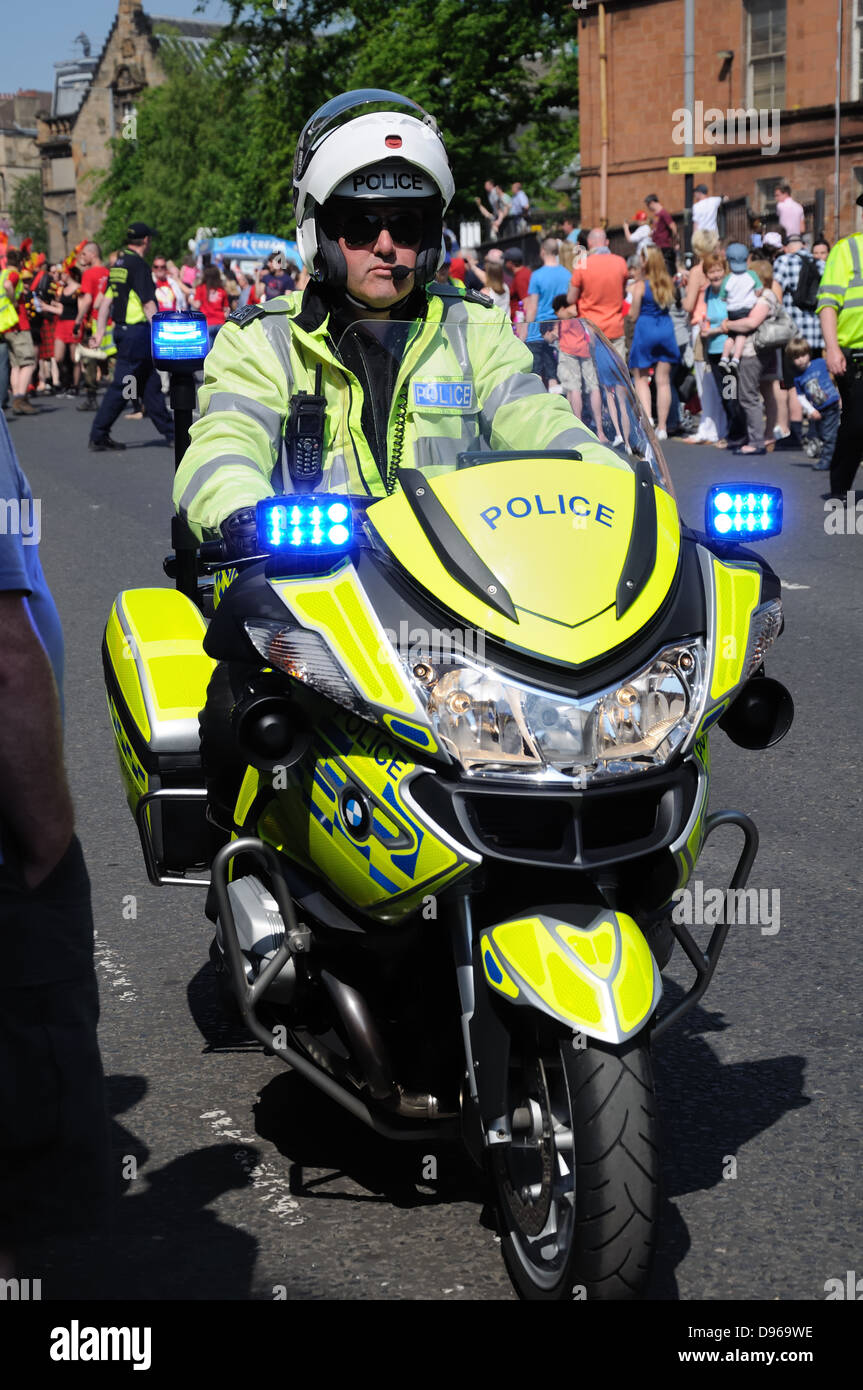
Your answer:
[151,310,208,364]
[257,494,354,554]
[706,483,783,540]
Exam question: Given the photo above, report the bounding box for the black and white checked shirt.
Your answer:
[772,252,824,349]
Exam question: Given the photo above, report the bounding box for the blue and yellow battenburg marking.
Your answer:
[106,692,148,818]
[258,708,475,923]
[382,712,439,753]
[480,910,661,1043]
[213,566,239,609]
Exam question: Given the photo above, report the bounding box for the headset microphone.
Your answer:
[390,265,413,281]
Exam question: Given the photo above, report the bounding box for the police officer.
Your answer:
[173,88,594,549]
[816,193,863,495]
[89,222,174,452]
[177,89,596,828]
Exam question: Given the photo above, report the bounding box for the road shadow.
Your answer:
[648,978,810,1299]
[185,961,809,1301]
[20,1072,266,1300]
[254,1068,488,1217]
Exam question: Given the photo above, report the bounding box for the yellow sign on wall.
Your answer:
[668,156,718,174]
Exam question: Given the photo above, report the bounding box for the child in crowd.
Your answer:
[552,294,605,429]
[720,242,762,371]
[785,336,841,472]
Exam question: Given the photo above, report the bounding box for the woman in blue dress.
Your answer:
[628,247,680,440]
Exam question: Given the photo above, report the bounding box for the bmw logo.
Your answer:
[340,788,370,839]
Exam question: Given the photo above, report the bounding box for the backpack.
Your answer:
[792,254,820,313]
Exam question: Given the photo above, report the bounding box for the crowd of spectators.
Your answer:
[1,177,836,472]
[457,178,834,466]
[0,241,307,423]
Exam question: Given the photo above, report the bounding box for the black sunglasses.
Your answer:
[328,209,424,249]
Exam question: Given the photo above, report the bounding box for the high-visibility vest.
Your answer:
[0,267,20,333]
[817,234,863,348]
[173,285,596,540]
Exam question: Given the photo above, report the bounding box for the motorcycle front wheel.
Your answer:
[490,1027,659,1301]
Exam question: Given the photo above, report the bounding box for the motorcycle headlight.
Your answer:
[243,619,370,716]
[405,641,708,784]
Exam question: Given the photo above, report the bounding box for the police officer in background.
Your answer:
[816,192,863,495]
[89,222,174,452]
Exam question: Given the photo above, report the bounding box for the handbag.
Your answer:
[752,293,795,350]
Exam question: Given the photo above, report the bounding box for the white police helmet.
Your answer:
[293,89,455,290]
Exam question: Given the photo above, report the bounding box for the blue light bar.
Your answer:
[151,310,208,365]
[706,484,783,540]
[256,496,354,554]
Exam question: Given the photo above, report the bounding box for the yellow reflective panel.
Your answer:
[494,918,548,989]
[118,588,214,727]
[710,559,761,701]
[547,952,603,1025]
[275,566,417,714]
[367,460,679,668]
[235,767,261,828]
[611,915,657,1033]
[557,918,618,979]
[493,918,604,1028]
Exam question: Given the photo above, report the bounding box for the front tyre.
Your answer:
[491,1029,659,1301]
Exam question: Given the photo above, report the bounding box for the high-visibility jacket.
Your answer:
[0,267,20,333]
[174,284,597,540]
[817,233,863,348]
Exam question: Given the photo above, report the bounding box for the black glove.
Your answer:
[219,506,259,559]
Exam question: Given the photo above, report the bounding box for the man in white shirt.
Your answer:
[692,185,725,235]
[774,183,805,239]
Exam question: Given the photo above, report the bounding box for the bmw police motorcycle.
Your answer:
[102,312,792,1300]
[102,94,793,1302]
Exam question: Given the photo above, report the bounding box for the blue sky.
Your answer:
[2,0,233,98]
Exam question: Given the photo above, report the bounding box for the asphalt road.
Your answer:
[7,390,862,1302]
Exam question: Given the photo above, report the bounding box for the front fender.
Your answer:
[479,906,661,1044]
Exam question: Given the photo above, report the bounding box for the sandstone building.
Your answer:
[0,90,51,237]
[36,0,224,261]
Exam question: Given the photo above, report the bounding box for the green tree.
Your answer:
[90,49,269,260]
[92,2,580,255]
[217,0,580,216]
[9,172,48,249]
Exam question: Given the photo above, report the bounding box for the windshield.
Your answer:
[295,315,675,501]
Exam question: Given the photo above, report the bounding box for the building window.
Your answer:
[855,0,863,100]
[746,0,786,109]
[756,174,788,214]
